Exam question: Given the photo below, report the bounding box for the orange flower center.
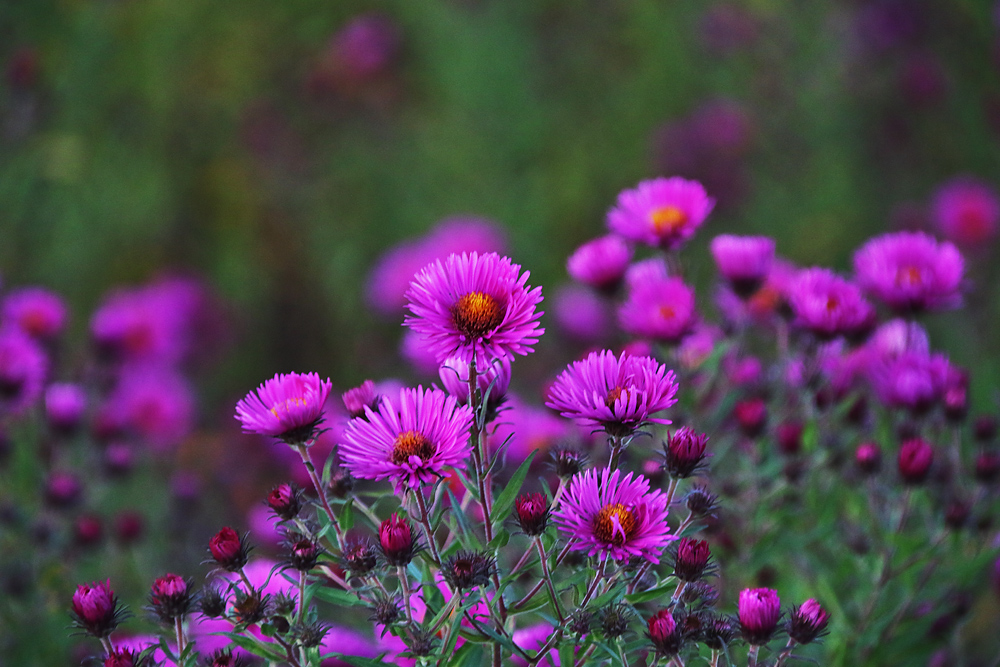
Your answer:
[452,291,504,339]
[392,430,434,464]
[659,305,676,320]
[650,206,688,236]
[271,397,307,419]
[593,503,637,546]
[896,266,922,287]
[824,296,839,313]
[605,386,627,409]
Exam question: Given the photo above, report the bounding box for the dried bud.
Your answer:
[549,448,588,478]
[776,421,803,455]
[149,573,194,623]
[734,398,767,439]
[199,587,227,618]
[738,587,781,645]
[209,527,252,571]
[787,598,829,644]
[231,587,269,627]
[513,493,549,536]
[267,483,302,521]
[599,602,633,639]
[71,579,127,638]
[974,416,997,443]
[567,609,593,637]
[701,613,737,650]
[369,595,400,626]
[975,452,1000,484]
[403,628,437,657]
[855,441,882,475]
[284,533,322,571]
[442,551,495,591]
[291,621,329,648]
[379,514,417,567]
[680,580,719,608]
[647,608,683,656]
[898,438,934,485]
[685,485,720,518]
[272,592,297,617]
[208,649,249,667]
[662,427,709,478]
[672,538,712,582]
[328,469,355,499]
[343,537,379,577]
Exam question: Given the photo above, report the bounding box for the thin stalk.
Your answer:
[414,490,442,566]
[513,543,573,610]
[317,564,350,591]
[664,478,680,508]
[608,437,624,472]
[773,638,796,667]
[296,445,344,548]
[349,496,382,529]
[398,566,413,624]
[618,640,630,667]
[670,580,688,605]
[747,645,760,667]
[174,617,186,663]
[535,538,565,622]
[100,637,115,657]
[297,570,308,625]
[710,650,720,667]
[573,645,598,667]
[626,561,652,595]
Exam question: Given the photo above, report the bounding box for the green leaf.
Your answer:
[445,486,482,549]
[448,641,486,667]
[559,641,575,667]
[340,498,355,531]
[491,451,537,530]
[219,633,287,661]
[320,654,387,667]
[588,582,627,609]
[311,586,367,607]
[625,581,675,605]
[487,527,510,551]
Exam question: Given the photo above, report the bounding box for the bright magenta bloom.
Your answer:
[618,274,697,344]
[0,327,48,415]
[340,386,473,491]
[2,286,67,340]
[709,235,775,297]
[788,268,875,340]
[553,467,673,563]
[932,176,999,247]
[545,349,678,438]
[404,252,544,365]
[854,231,964,313]
[607,177,714,250]
[235,372,333,442]
[566,235,633,291]
[738,587,781,645]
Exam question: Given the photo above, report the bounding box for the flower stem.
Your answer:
[608,437,623,471]
[297,570,308,625]
[174,616,186,662]
[747,645,760,667]
[295,445,344,549]
[414,490,442,566]
[535,537,565,622]
[398,566,413,624]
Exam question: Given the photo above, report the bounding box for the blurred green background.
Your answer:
[2,0,999,404]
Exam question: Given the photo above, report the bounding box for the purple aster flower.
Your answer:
[45,382,87,433]
[342,380,380,419]
[404,252,544,365]
[235,372,333,443]
[607,177,715,250]
[738,587,781,645]
[709,234,775,297]
[90,286,187,365]
[108,366,194,451]
[867,349,950,414]
[545,350,678,438]
[2,287,67,340]
[788,599,830,645]
[339,386,473,492]
[439,355,511,410]
[931,176,999,247]
[788,268,876,340]
[0,327,47,415]
[324,13,400,85]
[552,284,613,344]
[867,318,929,358]
[676,323,722,370]
[619,274,697,344]
[552,467,674,563]
[566,235,633,292]
[854,231,964,313]
[624,257,670,291]
[399,328,442,376]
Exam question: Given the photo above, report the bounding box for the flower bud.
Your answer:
[787,598,829,644]
[74,514,103,548]
[647,608,683,656]
[672,538,712,582]
[379,514,417,566]
[549,448,588,478]
[684,485,719,518]
[701,613,737,650]
[898,438,933,484]
[199,587,227,618]
[103,648,144,667]
[114,511,144,545]
[442,550,495,591]
[662,427,709,478]
[207,650,244,667]
[944,499,971,530]
[328,469,355,499]
[209,527,251,571]
[975,452,1000,484]
[599,602,633,639]
[45,471,82,508]
[974,416,997,443]
[285,533,322,571]
[45,383,87,434]
[369,595,400,626]
[267,483,302,521]
[104,443,135,477]
[734,398,767,439]
[149,573,194,623]
[232,587,270,626]
[855,441,882,475]
[776,421,803,455]
[738,587,781,645]
[513,493,548,536]
[71,579,126,638]
[343,537,379,577]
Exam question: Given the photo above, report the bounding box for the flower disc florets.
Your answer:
[545,349,679,439]
[340,386,473,492]
[404,252,544,365]
[235,372,332,444]
[607,177,714,250]
[553,467,674,563]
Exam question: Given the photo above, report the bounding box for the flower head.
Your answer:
[148,573,193,623]
[787,599,829,644]
[567,235,633,292]
[209,527,252,571]
[898,438,933,484]
[438,355,511,412]
[2,287,67,340]
[513,493,549,536]
[545,350,679,438]
[342,380,381,419]
[854,231,964,313]
[662,427,709,478]
[710,235,775,297]
[789,268,875,340]
[235,372,332,443]
[267,483,303,521]
[441,551,496,591]
[107,366,194,451]
[404,252,544,365]
[647,608,684,656]
[0,327,47,415]
[553,467,674,563]
[738,587,781,645]
[607,177,715,250]
[618,274,697,344]
[671,538,713,582]
[932,176,999,247]
[340,386,473,492]
[71,579,127,638]
[45,382,87,434]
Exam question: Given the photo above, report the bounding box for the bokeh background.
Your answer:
[3,0,1000,664]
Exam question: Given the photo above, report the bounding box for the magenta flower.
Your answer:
[607,177,715,250]
[553,467,674,563]
[545,350,679,438]
[2,286,67,340]
[618,274,697,344]
[325,13,400,84]
[898,438,933,484]
[647,608,682,656]
[45,382,87,433]
[566,235,633,291]
[788,268,875,340]
[552,284,613,343]
[662,427,709,478]
[0,327,48,415]
[738,587,781,645]
[71,579,125,638]
[788,599,830,644]
[342,380,380,419]
[867,349,950,414]
[709,235,775,297]
[854,231,964,313]
[932,176,999,247]
[438,355,511,409]
[108,366,194,451]
[404,252,544,365]
[235,372,333,443]
[340,386,473,491]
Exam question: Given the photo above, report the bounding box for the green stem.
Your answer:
[414,490,442,566]
[296,445,344,548]
[535,538,565,622]
[398,566,413,624]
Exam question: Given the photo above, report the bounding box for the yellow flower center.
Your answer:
[392,430,434,465]
[605,386,630,409]
[452,291,504,339]
[271,397,307,419]
[896,266,922,287]
[593,503,637,546]
[650,206,688,236]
